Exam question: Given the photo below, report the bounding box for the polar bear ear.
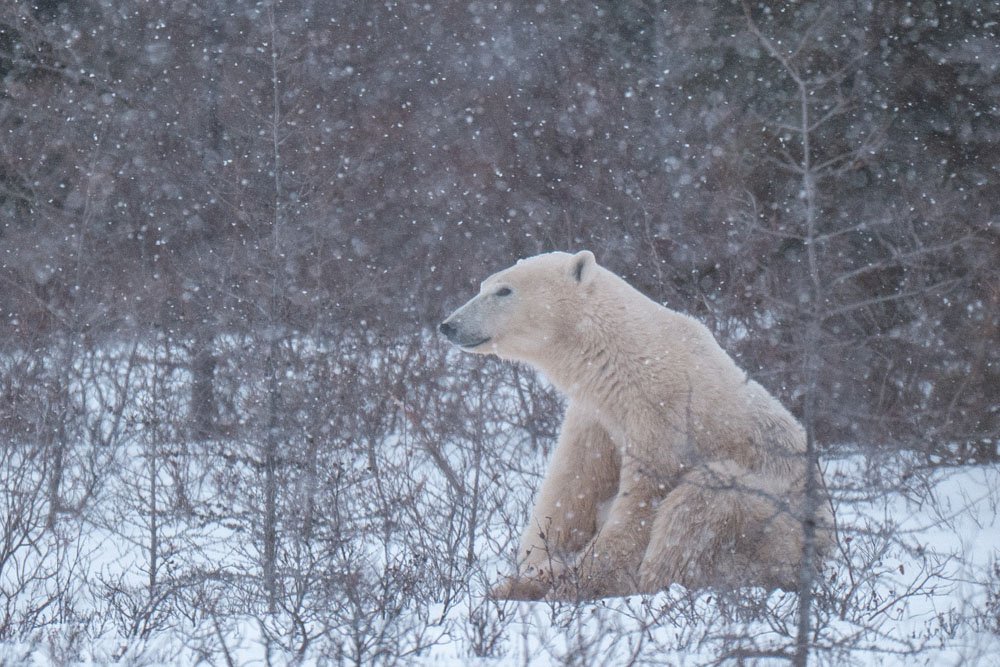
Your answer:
[571,250,596,284]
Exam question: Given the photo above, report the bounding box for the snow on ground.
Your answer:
[420,456,1000,666]
[4,451,996,666]
[2,350,998,667]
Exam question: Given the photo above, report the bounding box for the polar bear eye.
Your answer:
[495,287,512,297]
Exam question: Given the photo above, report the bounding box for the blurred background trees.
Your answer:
[2,0,994,459]
[0,0,997,662]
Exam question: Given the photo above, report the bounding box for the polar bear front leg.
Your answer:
[491,404,619,601]
[547,461,661,601]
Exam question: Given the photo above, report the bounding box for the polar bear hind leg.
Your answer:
[638,461,804,593]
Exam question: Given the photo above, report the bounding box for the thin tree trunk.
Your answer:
[45,415,66,529]
[263,341,280,613]
[190,332,217,440]
[261,2,285,613]
[794,72,823,667]
[46,345,72,529]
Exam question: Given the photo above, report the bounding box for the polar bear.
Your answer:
[440,250,834,601]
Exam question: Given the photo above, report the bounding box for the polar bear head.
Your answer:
[439,250,597,364]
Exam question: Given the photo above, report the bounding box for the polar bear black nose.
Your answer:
[439,321,456,338]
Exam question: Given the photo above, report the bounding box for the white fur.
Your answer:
[441,251,834,600]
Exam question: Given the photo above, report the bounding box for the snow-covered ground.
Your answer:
[419,454,1000,666]
[3,445,997,666]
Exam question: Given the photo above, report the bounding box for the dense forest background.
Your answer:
[1,0,997,664]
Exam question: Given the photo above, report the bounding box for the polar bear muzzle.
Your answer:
[439,319,490,349]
